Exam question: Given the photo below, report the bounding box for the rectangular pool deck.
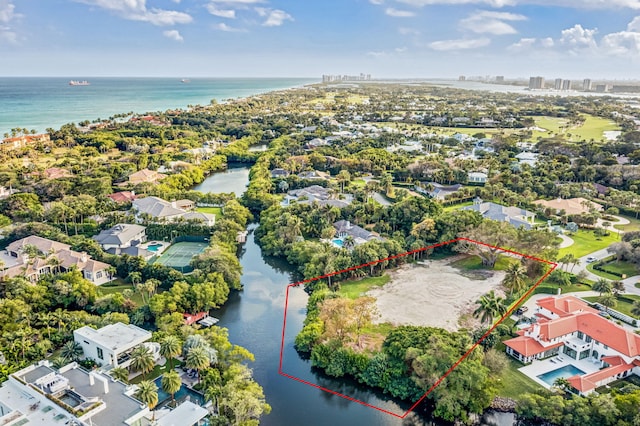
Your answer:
[518,355,602,389]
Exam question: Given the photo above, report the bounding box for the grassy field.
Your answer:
[98,282,144,305]
[337,275,390,299]
[196,206,222,218]
[530,115,620,142]
[533,279,593,295]
[583,294,640,319]
[450,254,514,271]
[442,200,474,212]
[614,215,640,232]
[587,260,638,280]
[557,229,619,258]
[130,358,183,384]
[494,357,543,399]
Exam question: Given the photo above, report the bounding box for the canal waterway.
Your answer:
[199,167,516,426]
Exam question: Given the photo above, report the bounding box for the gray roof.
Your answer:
[93,224,146,246]
[462,200,534,230]
[132,196,183,218]
[333,220,382,242]
[106,246,154,258]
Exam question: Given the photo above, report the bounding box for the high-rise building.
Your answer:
[554,78,562,90]
[529,76,545,90]
[583,79,592,91]
[459,75,466,81]
[495,76,504,82]
[562,80,571,90]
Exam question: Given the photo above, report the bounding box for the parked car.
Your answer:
[586,256,597,263]
[515,306,529,315]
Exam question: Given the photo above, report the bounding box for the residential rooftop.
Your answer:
[74,323,151,351]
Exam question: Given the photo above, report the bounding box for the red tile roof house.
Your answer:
[106,191,138,204]
[183,312,209,326]
[505,295,640,395]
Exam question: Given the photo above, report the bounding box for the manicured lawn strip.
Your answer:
[350,179,366,188]
[533,281,592,295]
[587,260,638,280]
[583,295,640,319]
[557,230,619,258]
[98,283,144,306]
[442,200,474,212]
[196,206,223,217]
[336,275,391,299]
[130,358,183,384]
[495,357,543,398]
[570,115,620,142]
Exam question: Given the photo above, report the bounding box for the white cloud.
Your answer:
[459,10,526,35]
[206,5,236,18]
[601,31,640,55]
[255,7,293,26]
[507,37,536,51]
[541,37,554,47]
[628,16,640,31]
[367,50,387,57]
[0,1,19,44]
[559,24,598,49]
[396,0,640,9]
[395,46,408,52]
[74,0,192,26]
[385,7,416,17]
[209,0,264,3]
[214,22,246,32]
[370,0,385,4]
[428,37,490,50]
[163,29,183,41]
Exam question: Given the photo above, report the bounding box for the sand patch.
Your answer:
[366,257,506,332]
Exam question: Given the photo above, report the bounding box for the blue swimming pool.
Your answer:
[332,238,344,247]
[153,377,205,407]
[147,243,163,252]
[537,365,586,386]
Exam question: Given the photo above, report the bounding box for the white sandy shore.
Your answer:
[366,257,506,332]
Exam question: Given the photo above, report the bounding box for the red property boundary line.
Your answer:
[278,237,558,419]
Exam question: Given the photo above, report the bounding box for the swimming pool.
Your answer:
[147,243,163,252]
[537,365,586,386]
[153,377,205,407]
[332,238,344,247]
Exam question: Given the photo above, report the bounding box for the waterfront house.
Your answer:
[283,185,351,208]
[1,235,113,285]
[93,223,147,251]
[333,220,384,245]
[270,168,290,178]
[132,196,215,226]
[505,295,640,395]
[0,133,50,151]
[74,322,153,368]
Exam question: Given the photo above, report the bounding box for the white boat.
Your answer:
[69,80,90,86]
[181,78,191,83]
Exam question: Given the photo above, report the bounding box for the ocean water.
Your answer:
[0,77,316,136]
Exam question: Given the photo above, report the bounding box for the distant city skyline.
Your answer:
[1,1,640,78]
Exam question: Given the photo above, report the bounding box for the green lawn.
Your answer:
[130,358,183,384]
[350,179,366,188]
[337,275,390,299]
[530,115,620,142]
[583,295,640,319]
[533,280,592,295]
[98,283,144,306]
[614,215,640,232]
[557,229,620,258]
[196,206,222,218]
[494,357,543,399]
[442,200,474,212]
[450,254,513,271]
[587,260,638,280]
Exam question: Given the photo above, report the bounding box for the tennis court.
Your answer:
[151,242,208,272]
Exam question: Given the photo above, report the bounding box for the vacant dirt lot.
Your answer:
[366,257,506,331]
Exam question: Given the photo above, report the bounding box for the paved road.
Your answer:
[568,249,640,296]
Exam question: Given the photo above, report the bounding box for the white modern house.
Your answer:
[93,223,147,251]
[132,196,215,226]
[467,171,488,184]
[74,323,152,368]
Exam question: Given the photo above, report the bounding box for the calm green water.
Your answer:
[212,223,517,426]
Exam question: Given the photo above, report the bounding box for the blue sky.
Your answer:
[1,0,640,78]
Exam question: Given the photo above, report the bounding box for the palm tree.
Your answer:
[632,301,640,318]
[185,346,210,385]
[343,235,356,251]
[60,341,83,361]
[134,380,158,420]
[502,262,528,295]
[160,336,182,370]
[161,371,182,405]
[599,294,617,314]
[593,278,612,296]
[110,367,129,383]
[127,271,142,286]
[611,280,625,297]
[130,345,155,379]
[473,290,507,325]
